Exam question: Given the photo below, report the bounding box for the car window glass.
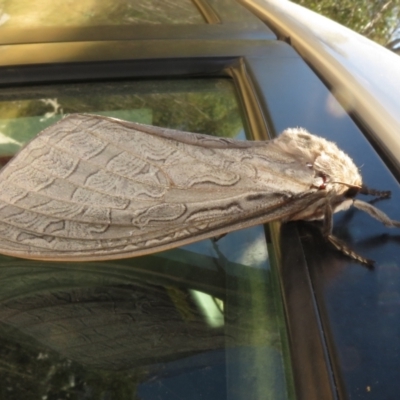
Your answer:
[0,79,294,400]
[0,0,205,28]
[0,79,243,161]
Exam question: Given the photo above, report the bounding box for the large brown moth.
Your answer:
[0,113,398,264]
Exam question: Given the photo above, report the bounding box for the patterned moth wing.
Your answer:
[0,113,396,262]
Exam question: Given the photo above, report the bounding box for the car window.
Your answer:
[0,78,295,400]
[0,0,205,28]
[0,79,242,160]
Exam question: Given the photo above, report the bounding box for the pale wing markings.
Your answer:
[105,151,169,188]
[28,125,246,195]
[0,203,111,239]
[0,213,191,249]
[82,115,313,189]
[37,119,173,188]
[0,219,144,253]
[185,204,248,224]
[0,184,29,204]
[95,115,258,149]
[39,134,172,190]
[0,180,123,223]
[0,191,258,242]
[27,136,168,199]
[0,166,131,210]
[0,224,192,257]
[35,129,240,193]
[0,185,157,225]
[85,119,312,191]
[50,115,290,192]
[0,224,130,252]
[0,195,301,260]
[3,189,288,243]
[0,133,306,244]
[71,186,130,209]
[0,212,152,246]
[78,116,253,186]
[82,126,183,187]
[208,146,314,192]
[0,236,35,254]
[160,163,240,188]
[5,158,156,207]
[0,120,311,226]
[182,192,292,226]
[0,219,196,256]
[54,118,187,184]
[82,118,187,164]
[18,139,80,180]
[83,168,166,200]
[0,176,262,228]
[43,115,313,192]
[21,192,289,243]
[0,201,187,241]
[83,121,243,189]
[25,198,112,225]
[0,172,283,226]
[53,116,271,176]
[11,139,286,205]
[4,164,56,193]
[89,119,249,172]
[0,179,284,235]
[0,192,302,258]
[46,123,109,161]
[130,203,187,228]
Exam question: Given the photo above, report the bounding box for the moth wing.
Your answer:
[0,114,316,261]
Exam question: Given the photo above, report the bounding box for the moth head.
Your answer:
[276,128,362,197]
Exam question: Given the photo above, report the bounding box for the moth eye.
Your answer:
[344,187,360,198]
[306,162,313,169]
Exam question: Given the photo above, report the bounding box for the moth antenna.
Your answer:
[330,181,362,188]
[353,199,400,228]
[359,184,391,198]
[327,234,374,268]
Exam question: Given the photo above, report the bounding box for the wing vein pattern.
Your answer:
[0,114,316,261]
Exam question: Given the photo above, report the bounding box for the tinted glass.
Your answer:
[0,79,294,399]
[0,0,204,28]
[247,47,400,399]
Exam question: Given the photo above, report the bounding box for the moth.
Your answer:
[0,113,398,265]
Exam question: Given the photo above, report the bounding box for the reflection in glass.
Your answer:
[0,0,204,28]
[0,79,293,399]
[0,79,242,162]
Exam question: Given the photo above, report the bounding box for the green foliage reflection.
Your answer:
[292,0,400,44]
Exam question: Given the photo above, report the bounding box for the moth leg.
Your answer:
[210,239,229,273]
[322,201,333,237]
[323,200,374,267]
[212,233,227,242]
[327,235,374,268]
[353,199,400,228]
